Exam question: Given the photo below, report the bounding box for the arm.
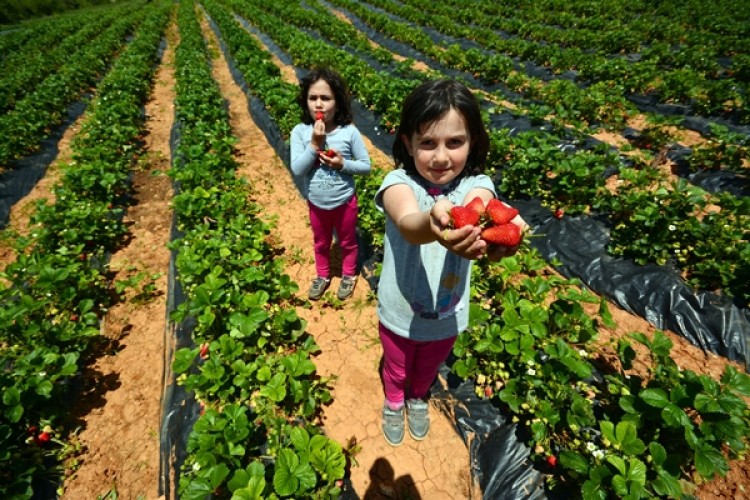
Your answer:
[290,123,326,176]
[382,183,488,259]
[325,126,371,174]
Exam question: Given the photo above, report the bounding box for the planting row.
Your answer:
[0,2,172,497]
[165,2,345,497]
[0,0,151,165]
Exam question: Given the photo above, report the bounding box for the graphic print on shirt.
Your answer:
[409,271,464,320]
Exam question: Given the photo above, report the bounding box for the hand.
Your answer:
[318,149,343,169]
[430,199,486,260]
[311,119,327,150]
[486,242,520,261]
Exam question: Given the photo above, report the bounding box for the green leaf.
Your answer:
[721,365,750,396]
[2,387,20,406]
[273,449,317,496]
[661,404,692,428]
[694,446,729,479]
[290,426,310,452]
[207,463,230,488]
[559,450,589,475]
[649,442,667,467]
[651,468,682,498]
[640,388,669,408]
[260,373,287,402]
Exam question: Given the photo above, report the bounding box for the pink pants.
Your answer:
[308,195,359,278]
[379,322,457,409]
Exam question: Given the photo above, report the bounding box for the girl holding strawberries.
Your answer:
[374,79,526,446]
[290,68,371,301]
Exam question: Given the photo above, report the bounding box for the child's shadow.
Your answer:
[362,458,422,499]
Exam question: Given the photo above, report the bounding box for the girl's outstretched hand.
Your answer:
[430,198,486,260]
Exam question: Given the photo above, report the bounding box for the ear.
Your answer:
[400,134,413,155]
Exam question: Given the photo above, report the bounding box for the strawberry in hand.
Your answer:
[315,111,324,121]
[450,205,481,228]
[481,222,522,246]
[485,198,519,225]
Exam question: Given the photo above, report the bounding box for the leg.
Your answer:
[408,336,457,400]
[308,201,333,278]
[379,323,413,446]
[334,195,359,277]
[379,322,415,409]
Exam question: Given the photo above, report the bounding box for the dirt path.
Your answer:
[60,20,177,500]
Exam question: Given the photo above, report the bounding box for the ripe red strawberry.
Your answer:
[70,314,78,322]
[34,432,51,446]
[546,455,558,468]
[481,223,521,246]
[315,111,324,121]
[486,198,518,225]
[465,196,486,218]
[451,206,480,228]
[484,386,493,398]
[324,149,335,158]
[553,208,564,219]
[199,343,209,359]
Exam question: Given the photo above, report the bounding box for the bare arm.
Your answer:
[381,184,491,260]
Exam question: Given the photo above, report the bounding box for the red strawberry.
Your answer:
[34,432,51,446]
[324,149,335,158]
[315,111,324,121]
[465,196,486,218]
[553,208,564,219]
[70,314,78,322]
[484,386,493,398]
[546,455,558,468]
[199,343,209,359]
[485,199,518,225]
[451,206,480,228]
[481,223,521,246]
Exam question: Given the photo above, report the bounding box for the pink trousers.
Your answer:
[308,196,359,278]
[379,322,457,409]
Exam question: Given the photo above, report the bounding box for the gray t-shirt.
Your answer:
[290,123,371,209]
[375,169,496,341]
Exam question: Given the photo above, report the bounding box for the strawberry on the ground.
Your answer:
[486,198,518,225]
[451,205,480,228]
[553,208,564,219]
[546,455,558,468]
[481,223,521,246]
[465,196,486,218]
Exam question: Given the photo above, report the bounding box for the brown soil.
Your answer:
[0,12,747,500]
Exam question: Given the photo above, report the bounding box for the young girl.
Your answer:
[375,79,525,446]
[290,68,371,301]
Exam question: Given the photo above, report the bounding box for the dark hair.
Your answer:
[392,79,489,176]
[296,68,353,126]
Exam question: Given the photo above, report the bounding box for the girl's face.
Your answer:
[307,79,336,124]
[402,108,471,186]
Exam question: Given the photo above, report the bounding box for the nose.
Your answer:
[433,144,449,165]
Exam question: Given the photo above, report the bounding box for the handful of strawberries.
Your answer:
[450,196,522,246]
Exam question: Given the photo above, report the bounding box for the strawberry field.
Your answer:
[1,0,749,499]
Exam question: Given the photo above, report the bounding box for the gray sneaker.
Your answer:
[337,275,356,300]
[382,405,405,446]
[308,277,330,300]
[406,398,430,440]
